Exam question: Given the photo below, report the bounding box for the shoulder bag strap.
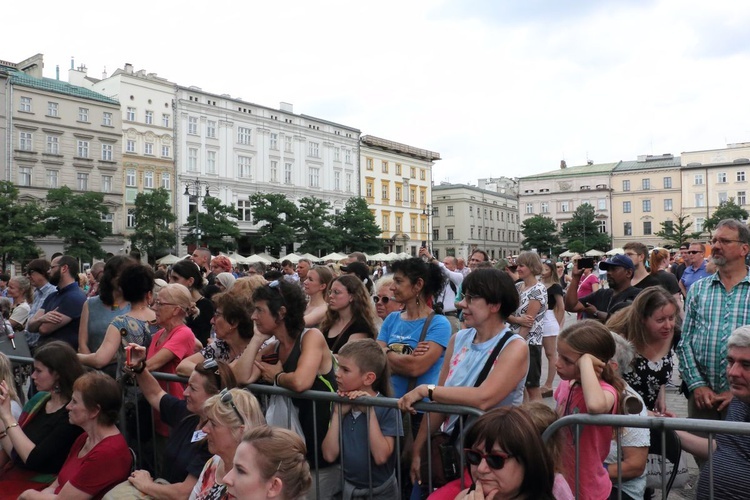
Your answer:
[406,312,436,393]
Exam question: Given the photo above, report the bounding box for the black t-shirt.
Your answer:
[633,273,662,290]
[324,317,376,353]
[18,395,83,473]
[159,394,212,483]
[655,270,681,295]
[186,296,214,346]
[580,287,642,318]
[546,283,563,311]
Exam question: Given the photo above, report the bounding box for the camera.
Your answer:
[433,301,444,315]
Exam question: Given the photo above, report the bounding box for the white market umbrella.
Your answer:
[320,252,345,262]
[606,248,625,256]
[284,254,302,264]
[246,254,272,264]
[585,249,606,257]
[298,253,320,262]
[255,252,278,263]
[368,252,389,261]
[559,250,577,258]
[156,254,180,265]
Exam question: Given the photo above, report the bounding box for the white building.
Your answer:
[174,87,360,254]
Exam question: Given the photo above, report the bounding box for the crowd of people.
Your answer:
[0,218,748,499]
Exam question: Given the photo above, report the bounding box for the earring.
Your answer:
[416,296,420,307]
[53,384,61,394]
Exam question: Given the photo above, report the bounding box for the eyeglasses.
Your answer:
[711,238,745,246]
[152,300,179,308]
[685,250,702,255]
[463,293,482,304]
[219,388,245,425]
[464,449,514,470]
[373,295,394,304]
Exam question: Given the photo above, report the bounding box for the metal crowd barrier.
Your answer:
[543,413,750,500]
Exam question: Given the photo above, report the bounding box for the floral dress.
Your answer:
[623,350,674,411]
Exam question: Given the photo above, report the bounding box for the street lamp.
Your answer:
[183,178,215,247]
[422,203,432,254]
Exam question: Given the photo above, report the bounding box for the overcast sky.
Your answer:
[5,0,750,184]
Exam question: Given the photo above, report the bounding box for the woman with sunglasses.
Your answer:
[320,275,378,354]
[234,280,339,496]
[190,388,265,500]
[112,345,238,499]
[303,265,333,328]
[456,406,556,500]
[373,275,402,321]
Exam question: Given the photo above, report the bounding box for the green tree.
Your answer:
[0,181,44,269]
[703,198,749,234]
[559,203,611,252]
[655,213,703,248]
[335,197,382,253]
[129,188,177,264]
[294,196,340,256]
[248,193,299,257]
[183,196,241,253]
[45,186,110,261]
[521,215,561,253]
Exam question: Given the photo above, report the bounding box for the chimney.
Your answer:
[124,63,133,74]
[587,160,594,165]
[70,57,74,70]
[102,66,107,79]
[560,160,567,169]
[56,65,59,80]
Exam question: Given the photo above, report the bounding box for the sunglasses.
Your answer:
[219,388,245,424]
[373,295,394,304]
[464,449,513,470]
[685,250,702,255]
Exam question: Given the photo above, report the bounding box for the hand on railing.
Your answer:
[398,384,427,415]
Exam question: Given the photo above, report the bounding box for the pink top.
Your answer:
[577,272,599,297]
[555,379,619,500]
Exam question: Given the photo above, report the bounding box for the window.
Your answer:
[525,203,534,214]
[696,217,705,232]
[126,169,136,187]
[541,201,549,213]
[738,191,747,205]
[381,183,389,199]
[334,171,341,191]
[718,192,728,205]
[447,229,454,240]
[642,178,650,190]
[622,180,630,192]
[365,158,374,171]
[77,140,89,158]
[411,216,417,233]
[126,140,136,153]
[396,163,401,175]
[308,167,320,187]
[717,172,727,183]
[189,117,199,135]
[433,229,439,241]
[144,171,154,189]
[237,200,252,222]
[664,198,673,211]
[382,161,388,173]
[161,145,170,157]
[447,206,454,216]
[366,181,373,198]
[597,220,607,233]
[266,161,276,182]
[624,222,632,236]
[598,198,606,210]
[102,175,112,193]
[395,186,402,201]
[695,193,705,207]
[188,148,198,171]
[333,147,340,161]
[308,142,319,157]
[694,174,704,185]
[144,110,153,125]
[395,215,402,232]
[664,176,672,188]
[127,107,136,121]
[19,132,33,151]
[270,133,278,150]
[345,149,351,164]
[284,163,292,184]
[738,171,746,182]
[77,172,89,191]
[561,201,570,212]
[411,188,416,203]
[410,167,416,179]
[47,102,58,117]
[382,214,389,231]
[643,221,652,235]
[238,156,252,178]
[623,201,631,213]
[127,209,136,228]
[101,144,113,161]
[20,97,31,112]
[346,173,352,192]
[102,112,112,126]
[207,121,216,138]
[420,169,426,180]
[161,173,170,190]
[42,135,58,156]
[46,169,58,188]
[206,151,216,173]
[101,213,113,233]
[144,142,153,155]
[237,127,252,145]
[163,114,170,128]
[642,200,651,212]
[420,190,426,205]
[285,136,293,152]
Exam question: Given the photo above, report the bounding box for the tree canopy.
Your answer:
[334,197,382,253]
[248,193,299,257]
[130,188,177,264]
[559,203,611,252]
[520,215,561,253]
[44,186,110,261]
[0,182,44,269]
[655,213,703,248]
[183,196,240,253]
[294,196,340,256]
[703,198,749,234]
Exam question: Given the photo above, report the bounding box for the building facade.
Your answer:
[1,54,125,258]
[431,183,520,260]
[611,154,683,248]
[359,135,439,255]
[174,87,360,254]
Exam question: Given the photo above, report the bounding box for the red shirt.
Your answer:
[55,433,131,499]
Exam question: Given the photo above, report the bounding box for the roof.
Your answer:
[433,182,517,201]
[613,156,681,173]
[2,66,119,105]
[360,135,441,161]
[519,162,620,180]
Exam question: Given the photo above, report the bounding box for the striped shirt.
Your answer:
[677,268,750,393]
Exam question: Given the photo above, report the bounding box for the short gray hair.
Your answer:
[728,326,750,349]
[716,219,750,244]
[610,331,636,375]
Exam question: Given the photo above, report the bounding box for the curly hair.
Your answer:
[389,257,446,302]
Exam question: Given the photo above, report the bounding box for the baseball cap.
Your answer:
[598,254,635,271]
[340,262,370,283]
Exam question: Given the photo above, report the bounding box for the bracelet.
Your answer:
[274,372,284,386]
[0,431,6,439]
[133,360,146,374]
[6,422,19,431]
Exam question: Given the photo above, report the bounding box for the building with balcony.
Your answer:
[1,54,125,258]
[431,182,520,260]
[359,135,439,255]
[611,154,682,248]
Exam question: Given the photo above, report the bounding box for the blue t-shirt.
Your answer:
[681,260,711,293]
[376,312,451,397]
[39,282,86,350]
[341,395,403,488]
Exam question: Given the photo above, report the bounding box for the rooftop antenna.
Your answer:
[102,66,107,79]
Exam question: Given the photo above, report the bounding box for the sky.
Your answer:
[5,0,750,185]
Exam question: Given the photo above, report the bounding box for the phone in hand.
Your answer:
[578,257,595,269]
[261,352,279,364]
[125,345,132,366]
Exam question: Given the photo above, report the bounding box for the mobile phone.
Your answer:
[421,241,427,248]
[578,257,595,269]
[261,352,279,364]
[125,345,132,365]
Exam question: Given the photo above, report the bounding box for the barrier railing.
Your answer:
[543,413,750,500]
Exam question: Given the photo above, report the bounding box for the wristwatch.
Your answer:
[427,384,436,401]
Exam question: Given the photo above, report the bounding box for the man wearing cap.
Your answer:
[564,255,641,322]
[679,242,710,297]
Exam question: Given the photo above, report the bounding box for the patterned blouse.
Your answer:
[509,281,548,346]
[623,351,674,411]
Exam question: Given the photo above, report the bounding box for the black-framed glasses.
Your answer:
[463,292,481,304]
[219,388,245,424]
[373,295,394,304]
[711,237,745,246]
[685,250,702,255]
[464,449,513,470]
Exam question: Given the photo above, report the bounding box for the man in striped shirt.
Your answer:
[678,219,750,422]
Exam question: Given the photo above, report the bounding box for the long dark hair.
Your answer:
[389,257,446,303]
[98,256,136,306]
[252,280,306,338]
[319,275,378,338]
[170,260,205,292]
